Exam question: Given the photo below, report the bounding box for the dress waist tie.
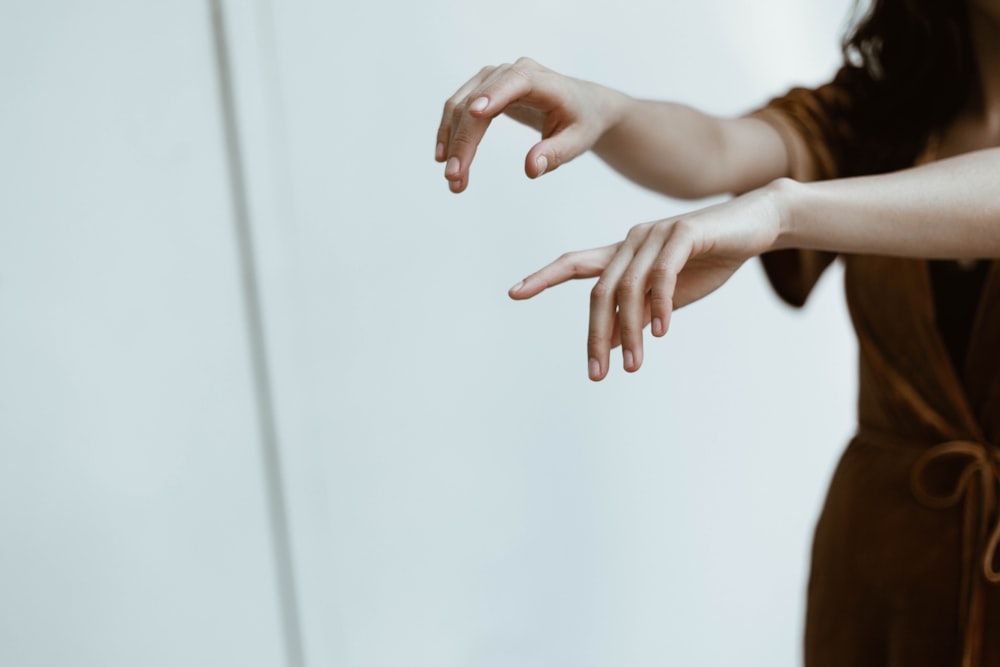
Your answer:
[909,438,1000,667]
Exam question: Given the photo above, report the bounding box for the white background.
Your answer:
[0,0,857,665]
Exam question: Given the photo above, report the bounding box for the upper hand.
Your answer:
[436,57,620,193]
[508,188,785,380]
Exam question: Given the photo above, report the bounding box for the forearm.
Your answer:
[773,147,1000,258]
[593,95,786,199]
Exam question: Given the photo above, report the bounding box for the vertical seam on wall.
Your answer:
[207,2,306,666]
[254,0,299,245]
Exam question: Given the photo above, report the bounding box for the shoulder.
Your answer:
[747,66,868,182]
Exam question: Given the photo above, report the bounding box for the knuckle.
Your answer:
[587,331,608,349]
[650,262,673,282]
[450,131,474,149]
[548,145,563,169]
[616,274,641,297]
[555,252,579,275]
[625,225,645,243]
[671,219,696,240]
[590,282,611,302]
[649,291,673,310]
[510,59,535,82]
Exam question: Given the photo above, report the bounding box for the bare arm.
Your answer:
[440,61,1000,380]
[510,146,1000,380]
[593,100,788,198]
[775,148,1000,258]
[437,57,789,198]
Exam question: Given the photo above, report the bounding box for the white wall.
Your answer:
[0,0,858,666]
[0,2,287,666]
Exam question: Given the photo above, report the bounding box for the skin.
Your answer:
[437,2,1000,382]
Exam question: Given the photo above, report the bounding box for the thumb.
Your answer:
[524,126,589,178]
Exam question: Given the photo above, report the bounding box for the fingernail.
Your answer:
[470,96,488,113]
[446,157,460,177]
[449,179,461,192]
[624,350,634,370]
[653,317,663,336]
[509,280,524,293]
[435,142,444,161]
[589,358,600,379]
[535,155,548,176]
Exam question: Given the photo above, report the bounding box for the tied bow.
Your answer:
[910,439,1000,667]
[911,439,1000,583]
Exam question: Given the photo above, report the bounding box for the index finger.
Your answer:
[508,244,619,300]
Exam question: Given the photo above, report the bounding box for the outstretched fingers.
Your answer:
[586,226,656,380]
[611,223,669,373]
[437,67,491,160]
[439,61,538,192]
[508,244,620,300]
[597,221,693,380]
[438,68,495,193]
[505,220,697,381]
[610,300,652,350]
[648,222,695,337]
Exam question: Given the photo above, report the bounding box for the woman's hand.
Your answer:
[509,187,786,380]
[436,57,626,193]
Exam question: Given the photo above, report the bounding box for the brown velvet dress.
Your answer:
[753,76,1000,667]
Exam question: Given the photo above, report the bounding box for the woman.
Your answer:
[436,0,1000,665]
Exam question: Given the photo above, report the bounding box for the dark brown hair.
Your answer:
[835,0,976,173]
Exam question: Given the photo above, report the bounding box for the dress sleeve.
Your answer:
[749,68,860,307]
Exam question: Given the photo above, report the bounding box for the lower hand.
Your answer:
[508,187,784,380]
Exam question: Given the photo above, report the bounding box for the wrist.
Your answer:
[590,84,632,143]
[764,177,805,251]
